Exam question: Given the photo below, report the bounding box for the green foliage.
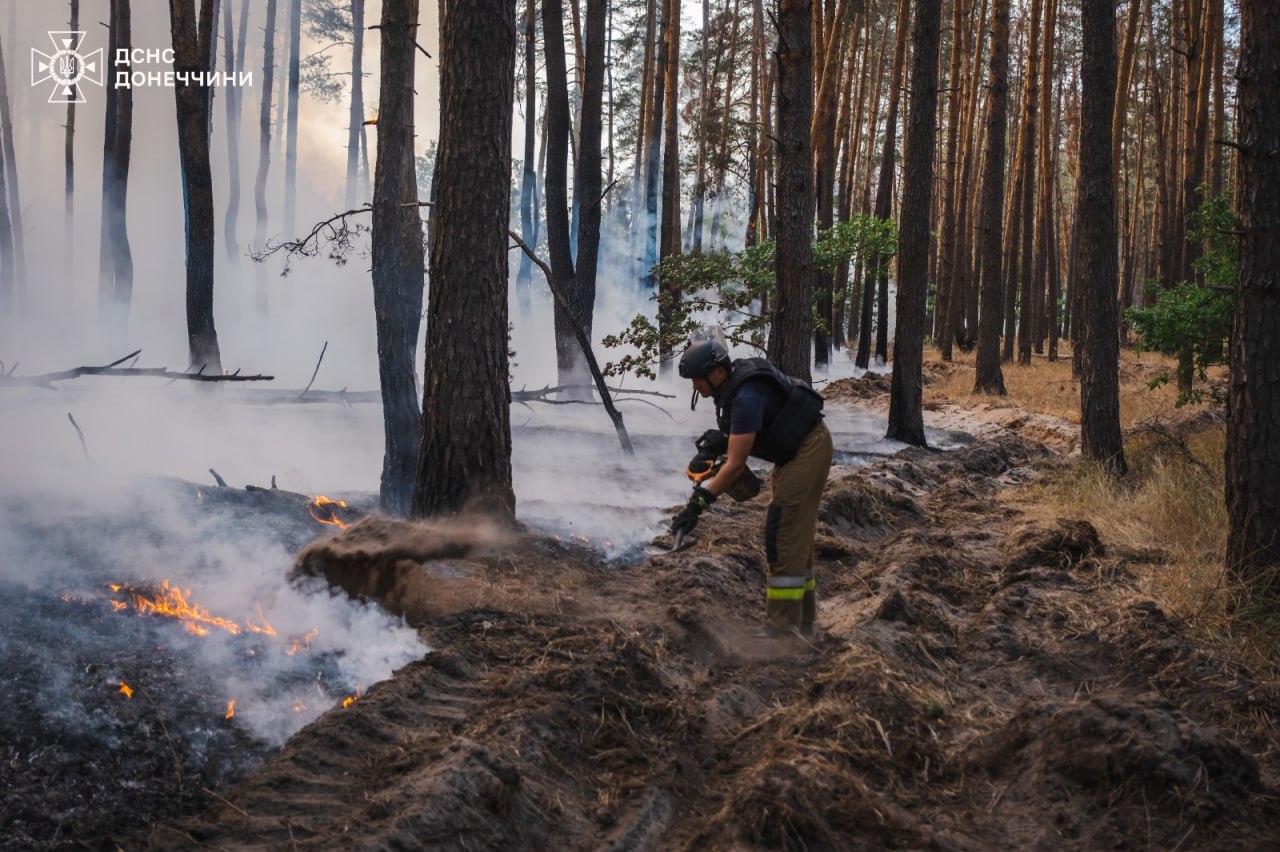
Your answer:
[602,214,897,379]
[812,215,898,273]
[1126,188,1236,406]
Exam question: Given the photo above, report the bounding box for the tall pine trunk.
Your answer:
[658,0,682,376]
[1077,0,1126,473]
[253,0,278,317]
[1226,0,1280,587]
[543,0,580,387]
[414,0,517,521]
[515,0,538,316]
[372,0,425,516]
[345,0,366,208]
[170,0,221,372]
[973,0,1009,394]
[769,0,815,380]
[283,0,301,237]
[98,0,135,339]
[887,0,940,446]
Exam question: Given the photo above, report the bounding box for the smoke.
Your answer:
[0,451,425,747]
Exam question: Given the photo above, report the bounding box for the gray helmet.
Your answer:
[678,338,731,379]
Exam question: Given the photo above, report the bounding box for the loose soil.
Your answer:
[136,372,1278,851]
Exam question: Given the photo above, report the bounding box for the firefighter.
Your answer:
[671,337,833,637]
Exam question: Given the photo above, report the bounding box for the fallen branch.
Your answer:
[67,413,89,462]
[508,230,634,455]
[0,351,273,389]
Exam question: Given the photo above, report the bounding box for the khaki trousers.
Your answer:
[764,421,833,630]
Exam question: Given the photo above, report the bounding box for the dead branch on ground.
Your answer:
[0,351,274,389]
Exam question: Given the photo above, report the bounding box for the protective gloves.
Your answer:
[672,485,717,535]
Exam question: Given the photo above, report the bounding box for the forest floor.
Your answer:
[123,347,1280,851]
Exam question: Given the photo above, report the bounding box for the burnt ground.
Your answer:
[119,376,1280,851]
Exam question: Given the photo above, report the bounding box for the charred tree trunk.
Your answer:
[0,44,11,313]
[887,0,940,447]
[641,0,668,296]
[658,0,682,376]
[1226,0,1280,586]
[345,0,366,209]
[768,0,815,380]
[1077,0,1126,473]
[282,0,301,237]
[170,0,222,373]
[414,0,517,521]
[0,25,22,303]
[543,0,581,388]
[973,0,1009,395]
[63,0,79,286]
[371,0,425,516]
[253,0,278,317]
[572,0,607,380]
[745,0,765,246]
[98,0,135,338]
[515,0,538,317]
[222,0,247,262]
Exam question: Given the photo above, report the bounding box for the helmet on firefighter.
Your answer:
[678,338,731,380]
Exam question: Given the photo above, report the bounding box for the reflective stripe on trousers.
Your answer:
[764,422,833,630]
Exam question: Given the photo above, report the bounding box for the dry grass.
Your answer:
[924,345,1199,429]
[921,346,1275,665]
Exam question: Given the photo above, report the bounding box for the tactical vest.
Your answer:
[713,358,825,465]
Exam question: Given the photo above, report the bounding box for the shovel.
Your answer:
[645,527,696,557]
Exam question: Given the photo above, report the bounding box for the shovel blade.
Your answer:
[645,529,694,557]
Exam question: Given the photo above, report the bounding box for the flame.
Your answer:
[225,699,236,719]
[308,496,349,529]
[342,685,365,709]
[110,600,128,612]
[115,580,242,636]
[196,490,204,501]
[118,682,133,699]
[286,628,319,656]
[292,702,306,713]
[245,603,278,637]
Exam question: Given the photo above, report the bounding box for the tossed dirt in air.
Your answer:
[147,374,1279,851]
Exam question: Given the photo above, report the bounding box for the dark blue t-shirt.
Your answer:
[728,377,784,435]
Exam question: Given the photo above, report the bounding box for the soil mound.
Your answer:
[141,420,1278,850]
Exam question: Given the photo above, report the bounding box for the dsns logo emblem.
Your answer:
[31,31,104,104]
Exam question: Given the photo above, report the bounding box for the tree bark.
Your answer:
[657,0,682,375]
[1226,0,1280,585]
[768,0,815,380]
[0,23,23,304]
[973,0,1009,394]
[414,0,517,521]
[345,0,366,209]
[371,0,425,516]
[641,0,667,297]
[222,0,247,262]
[253,0,278,317]
[543,0,581,389]
[1077,0,1126,473]
[63,0,79,286]
[935,0,968,360]
[887,0,940,447]
[283,0,301,237]
[169,0,222,373]
[573,0,607,377]
[1015,0,1043,365]
[515,0,538,316]
[98,0,135,338]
